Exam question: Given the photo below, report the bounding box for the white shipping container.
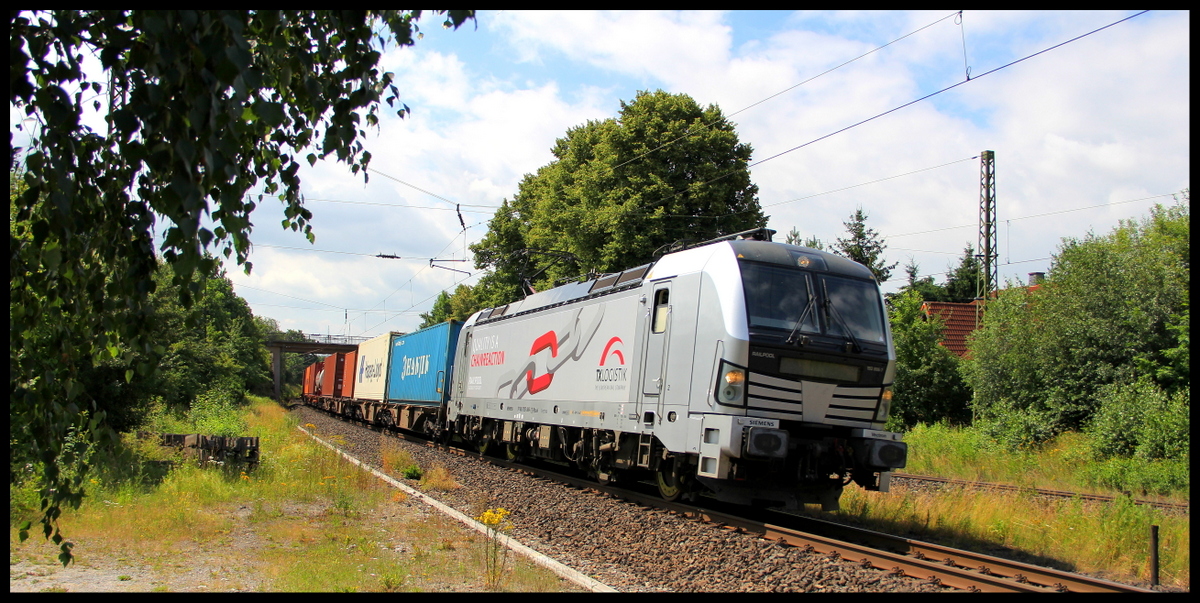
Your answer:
[354,331,400,402]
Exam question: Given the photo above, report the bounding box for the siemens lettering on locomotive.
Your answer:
[302,228,907,511]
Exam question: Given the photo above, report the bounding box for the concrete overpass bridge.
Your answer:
[264,333,374,401]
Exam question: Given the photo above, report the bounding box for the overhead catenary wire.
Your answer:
[890,191,1181,280]
[361,10,966,228]
[605,10,965,175]
[249,302,425,315]
[365,166,463,208]
[304,197,498,212]
[253,11,1160,335]
[761,156,979,210]
[888,192,1177,239]
[351,219,488,336]
[625,10,1152,219]
[256,242,467,261]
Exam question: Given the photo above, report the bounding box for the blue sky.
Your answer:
[15,11,1188,339]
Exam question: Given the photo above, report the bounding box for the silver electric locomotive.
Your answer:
[446,228,906,511]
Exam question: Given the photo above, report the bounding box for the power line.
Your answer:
[297,12,963,227]
[762,155,979,209]
[891,189,1181,277]
[889,192,1175,239]
[633,10,1152,217]
[248,302,422,315]
[1006,193,1176,222]
[606,11,963,175]
[495,154,980,221]
[365,166,462,207]
[352,221,483,336]
[304,197,498,212]
[233,283,343,309]
[256,243,466,260]
[750,12,1150,171]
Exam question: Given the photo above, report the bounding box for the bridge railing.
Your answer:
[299,333,372,345]
[265,333,373,346]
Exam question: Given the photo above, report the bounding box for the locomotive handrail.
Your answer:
[653,226,777,257]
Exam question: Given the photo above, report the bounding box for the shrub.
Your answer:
[1088,378,1189,461]
[972,397,1060,450]
[1080,456,1190,495]
[420,465,458,491]
[380,438,424,480]
[188,386,248,436]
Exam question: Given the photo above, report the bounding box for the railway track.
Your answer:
[469,454,1156,593]
[892,473,1189,514]
[298,404,1161,593]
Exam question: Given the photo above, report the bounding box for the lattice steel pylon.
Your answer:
[977,150,997,301]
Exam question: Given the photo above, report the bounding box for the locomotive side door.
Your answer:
[640,283,672,422]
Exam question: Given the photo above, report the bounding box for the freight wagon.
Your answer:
[304,322,462,434]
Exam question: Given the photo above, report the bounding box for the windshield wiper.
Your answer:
[785,284,817,345]
[822,280,862,353]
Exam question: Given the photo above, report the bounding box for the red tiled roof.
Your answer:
[920,300,985,358]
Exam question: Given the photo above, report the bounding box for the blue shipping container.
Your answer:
[385,321,463,405]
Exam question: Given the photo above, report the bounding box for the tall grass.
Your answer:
[825,421,1191,589]
[836,480,1189,589]
[902,422,1189,499]
[10,395,574,592]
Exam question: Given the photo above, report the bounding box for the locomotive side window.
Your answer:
[652,289,670,333]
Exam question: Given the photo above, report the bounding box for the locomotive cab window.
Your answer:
[740,262,818,334]
[652,289,670,333]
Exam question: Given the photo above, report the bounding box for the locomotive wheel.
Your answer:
[477,437,494,456]
[505,442,523,462]
[656,458,684,502]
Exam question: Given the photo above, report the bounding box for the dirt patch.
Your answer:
[10,501,310,592]
[9,546,228,593]
[11,497,415,590]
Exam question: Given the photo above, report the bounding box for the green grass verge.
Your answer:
[10,395,578,592]
[815,421,1190,589]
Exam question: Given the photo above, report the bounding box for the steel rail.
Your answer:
[760,510,1156,593]
[893,473,1189,513]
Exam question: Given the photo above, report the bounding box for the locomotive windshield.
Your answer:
[740,261,887,345]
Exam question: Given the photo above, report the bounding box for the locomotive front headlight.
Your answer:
[718,367,745,404]
[724,369,745,386]
[874,387,893,422]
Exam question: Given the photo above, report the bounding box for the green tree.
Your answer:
[148,261,273,407]
[832,207,897,283]
[419,291,454,329]
[941,244,983,303]
[9,9,476,564]
[894,258,948,303]
[1086,377,1189,461]
[417,284,478,328]
[892,246,981,304]
[885,290,972,429]
[470,90,766,309]
[962,201,1190,449]
[784,226,825,250]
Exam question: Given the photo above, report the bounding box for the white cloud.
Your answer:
[225,10,1186,336]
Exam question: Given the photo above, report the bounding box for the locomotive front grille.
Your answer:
[746,371,881,427]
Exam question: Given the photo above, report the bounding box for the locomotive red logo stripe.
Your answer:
[600,336,625,366]
[526,330,559,394]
